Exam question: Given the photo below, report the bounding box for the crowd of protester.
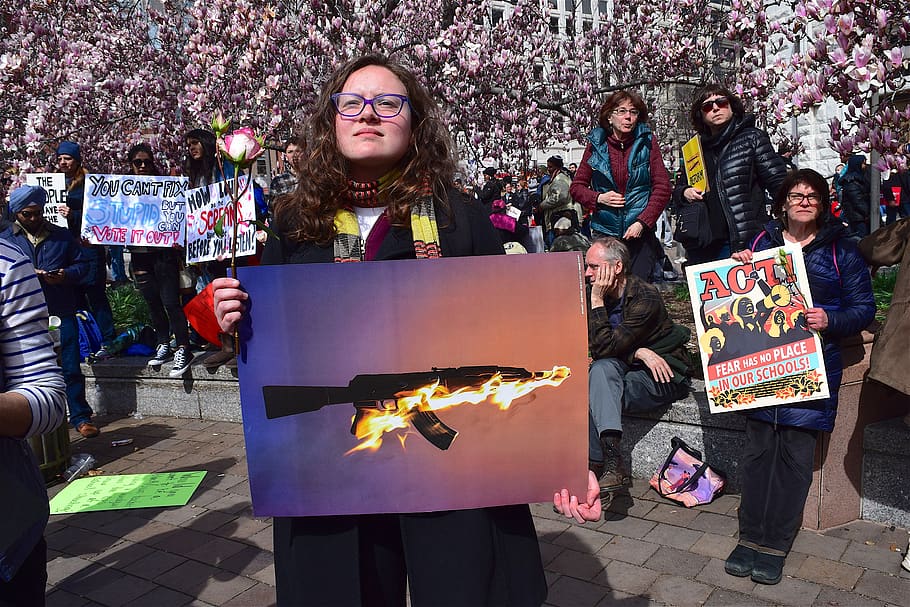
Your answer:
[1,63,908,605]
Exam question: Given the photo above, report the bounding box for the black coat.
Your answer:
[839,171,870,224]
[261,190,546,607]
[674,115,788,251]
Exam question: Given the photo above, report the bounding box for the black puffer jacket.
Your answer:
[839,172,870,225]
[674,115,787,251]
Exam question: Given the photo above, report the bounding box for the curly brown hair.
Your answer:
[597,90,649,131]
[274,55,456,245]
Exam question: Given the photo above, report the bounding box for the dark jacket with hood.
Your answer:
[839,156,871,226]
[673,114,788,252]
[744,219,874,432]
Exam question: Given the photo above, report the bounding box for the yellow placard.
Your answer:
[682,135,709,193]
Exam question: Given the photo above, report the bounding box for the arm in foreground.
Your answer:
[0,246,66,438]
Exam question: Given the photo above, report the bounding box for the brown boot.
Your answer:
[203,333,235,369]
[598,431,631,493]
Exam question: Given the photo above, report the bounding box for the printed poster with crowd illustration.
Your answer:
[686,244,829,413]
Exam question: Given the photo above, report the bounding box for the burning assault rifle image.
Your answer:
[262,365,571,452]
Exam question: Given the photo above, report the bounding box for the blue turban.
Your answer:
[8,185,47,215]
[56,140,82,162]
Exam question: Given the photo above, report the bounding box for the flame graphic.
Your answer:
[347,365,571,454]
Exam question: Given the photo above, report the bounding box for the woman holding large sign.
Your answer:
[726,169,874,585]
[569,90,671,280]
[211,55,601,606]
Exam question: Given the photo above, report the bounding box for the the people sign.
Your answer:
[686,245,829,413]
[81,175,189,247]
[25,173,68,228]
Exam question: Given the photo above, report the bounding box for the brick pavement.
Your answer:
[44,415,910,606]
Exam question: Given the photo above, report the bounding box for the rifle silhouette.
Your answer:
[262,366,544,450]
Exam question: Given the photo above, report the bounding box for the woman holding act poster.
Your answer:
[213,55,600,606]
[727,168,874,585]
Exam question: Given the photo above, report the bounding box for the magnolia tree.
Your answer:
[726,0,910,170]
[1,0,909,178]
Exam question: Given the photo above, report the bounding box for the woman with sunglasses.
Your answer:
[673,85,788,264]
[125,144,194,377]
[570,90,671,280]
[727,169,874,585]
[211,54,563,606]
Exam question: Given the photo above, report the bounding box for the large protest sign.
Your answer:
[236,253,589,517]
[185,176,257,264]
[25,173,67,228]
[686,245,829,413]
[82,175,188,247]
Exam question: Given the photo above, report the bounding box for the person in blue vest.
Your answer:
[0,185,96,439]
[570,90,672,280]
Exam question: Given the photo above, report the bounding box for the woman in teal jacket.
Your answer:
[570,90,672,280]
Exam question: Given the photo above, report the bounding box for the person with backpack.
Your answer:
[0,185,98,438]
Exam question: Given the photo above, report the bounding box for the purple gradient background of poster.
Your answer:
[236,253,589,517]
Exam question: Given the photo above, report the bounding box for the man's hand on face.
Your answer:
[590,260,620,307]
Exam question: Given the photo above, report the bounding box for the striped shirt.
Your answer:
[0,239,66,582]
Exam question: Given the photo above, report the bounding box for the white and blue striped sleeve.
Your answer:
[0,241,66,438]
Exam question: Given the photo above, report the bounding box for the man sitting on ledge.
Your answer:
[585,237,692,494]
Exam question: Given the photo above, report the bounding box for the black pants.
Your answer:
[273,507,546,607]
[0,538,46,607]
[131,250,190,347]
[738,418,818,555]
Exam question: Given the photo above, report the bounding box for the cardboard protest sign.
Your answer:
[82,174,188,247]
[686,244,829,413]
[682,135,709,193]
[237,253,589,517]
[25,173,68,228]
[185,176,257,263]
[50,471,206,514]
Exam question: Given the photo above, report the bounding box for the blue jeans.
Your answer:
[79,246,115,345]
[588,358,687,461]
[60,314,93,427]
[109,245,127,282]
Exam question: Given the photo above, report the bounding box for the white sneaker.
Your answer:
[148,343,172,370]
[902,538,910,572]
[169,347,194,378]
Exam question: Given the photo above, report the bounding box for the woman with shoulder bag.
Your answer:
[672,85,788,265]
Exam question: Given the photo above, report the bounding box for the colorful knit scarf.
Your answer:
[333,172,441,262]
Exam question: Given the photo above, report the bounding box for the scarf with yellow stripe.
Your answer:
[333,172,441,261]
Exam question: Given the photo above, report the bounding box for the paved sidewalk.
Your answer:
[45,415,910,606]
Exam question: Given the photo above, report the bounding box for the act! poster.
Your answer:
[24,173,67,228]
[686,244,829,413]
[185,176,256,264]
[236,253,589,517]
[82,175,188,247]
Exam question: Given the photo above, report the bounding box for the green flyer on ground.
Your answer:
[50,471,207,514]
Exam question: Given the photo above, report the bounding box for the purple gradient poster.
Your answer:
[237,253,589,517]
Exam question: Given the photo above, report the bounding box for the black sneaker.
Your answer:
[169,347,194,378]
[148,343,172,370]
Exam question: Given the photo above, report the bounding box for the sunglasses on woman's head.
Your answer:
[701,97,730,113]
